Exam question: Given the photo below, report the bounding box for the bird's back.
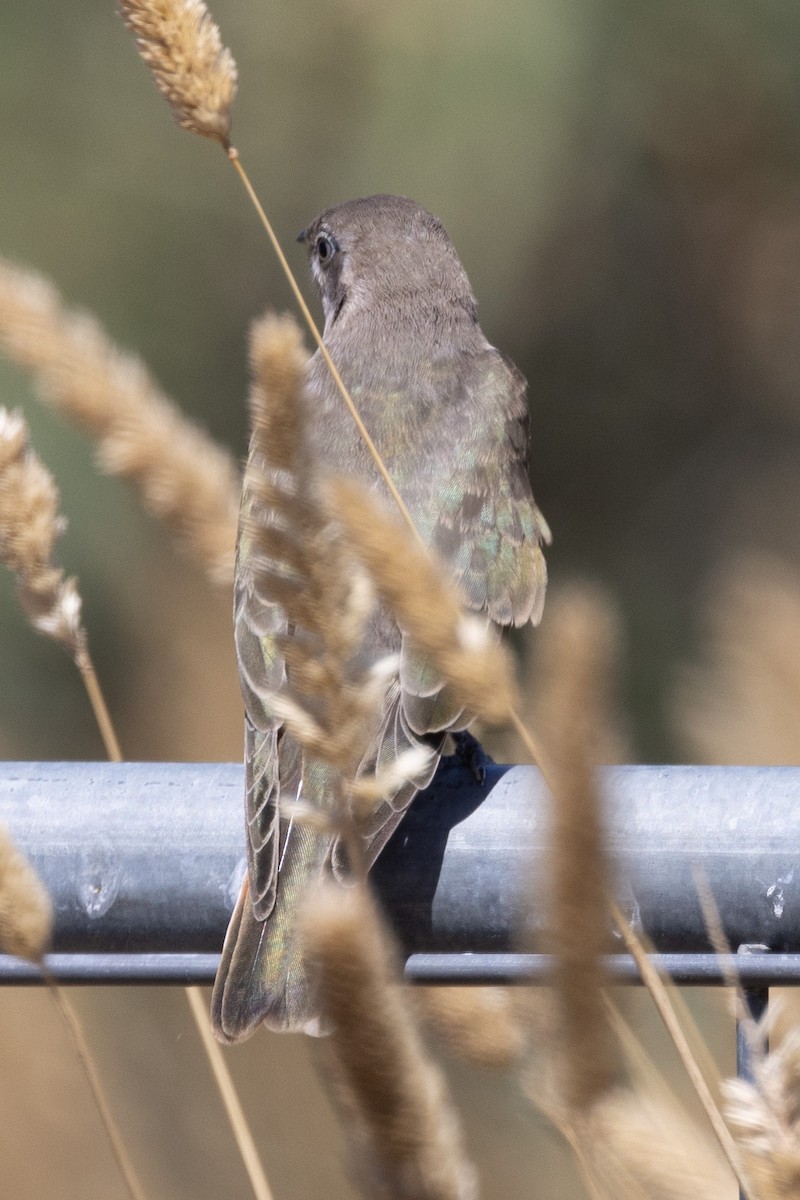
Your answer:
[211,195,549,1041]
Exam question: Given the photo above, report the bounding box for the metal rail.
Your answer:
[0,760,798,983]
[2,951,799,987]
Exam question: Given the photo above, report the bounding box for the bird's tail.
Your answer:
[211,820,332,1042]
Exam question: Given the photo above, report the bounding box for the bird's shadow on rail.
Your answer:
[370,754,512,949]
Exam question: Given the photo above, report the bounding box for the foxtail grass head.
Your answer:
[300,882,477,1200]
[119,0,237,147]
[725,1023,800,1200]
[0,824,53,963]
[0,260,240,586]
[530,585,622,1112]
[329,477,519,726]
[0,408,84,656]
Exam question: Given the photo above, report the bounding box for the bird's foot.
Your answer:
[450,730,494,786]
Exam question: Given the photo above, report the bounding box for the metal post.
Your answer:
[736,945,769,1200]
[736,944,770,1084]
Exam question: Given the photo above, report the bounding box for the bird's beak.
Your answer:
[296,228,308,244]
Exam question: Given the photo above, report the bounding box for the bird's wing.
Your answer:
[330,670,449,880]
[233,487,301,922]
[422,349,550,627]
[331,348,549,871]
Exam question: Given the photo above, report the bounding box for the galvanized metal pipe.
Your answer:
[0,761,798,982]
[3,951,800,987]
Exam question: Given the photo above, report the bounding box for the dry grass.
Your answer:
[529,584,620,1112]
[414,987,527,1071]
[184,988,275,1200]
[118,0,237,146]
[674,554,800,764]
[301,883,476,1200]
[0,406,121,758]
[725,1023,800,1200]
[4,297,794,1200]
[116,0,424,553]
[0,823,52,962]
[330,477,518,726]
[2,262,782,1200]
[584,1087,732,1200]
[245,312,382,779]
[0,407,84,656]
[515,585,752,1200]
[4,313,761,1199]
[0,798,146,1199]
[0,260,240,586]
[9,0,800,1192]
[44,986,150,1200]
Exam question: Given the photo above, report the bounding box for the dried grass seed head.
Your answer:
[0,409,64,571]
[249,311,308,436]
[119,0,237,145]
[0,407,84,654]
[674,554,800,765]
[0,259,239,585]
[245,313,394,783]
[725,1028,800,1200]
[350,744,436,811]
[0,825,53,962]
[415,986,527,1071]
[531,583,622,1111]
[535,582,622,770]
[0,406,27,466]
[586,1087,733,1200]
[300,883,476,1200]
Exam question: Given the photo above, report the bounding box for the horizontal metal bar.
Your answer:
[0,761,243,954]
[1,761,800,982]
[404,952,800,986]
[0,953,221,985]
[6,951,800,986]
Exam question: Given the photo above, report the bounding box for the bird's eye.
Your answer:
[315,234,337,263]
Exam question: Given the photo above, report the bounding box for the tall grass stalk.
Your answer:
[185,988,275,1200]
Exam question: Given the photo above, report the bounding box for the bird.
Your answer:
[211,194,550,1042]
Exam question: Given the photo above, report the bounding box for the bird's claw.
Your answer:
[451,730,493,786]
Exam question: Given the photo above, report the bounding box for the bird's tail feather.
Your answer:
[211,819,332,1042]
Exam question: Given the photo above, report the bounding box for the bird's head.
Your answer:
[297,194,476,336]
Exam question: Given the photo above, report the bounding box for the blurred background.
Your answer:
[2,0,800,1195]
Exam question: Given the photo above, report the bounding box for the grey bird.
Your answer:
[211,194,550,1042]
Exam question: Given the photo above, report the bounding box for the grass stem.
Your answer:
[44,976,149,1200]
[185,987,275,1200]
[75,644,122,762]
[610,897,753,1199]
